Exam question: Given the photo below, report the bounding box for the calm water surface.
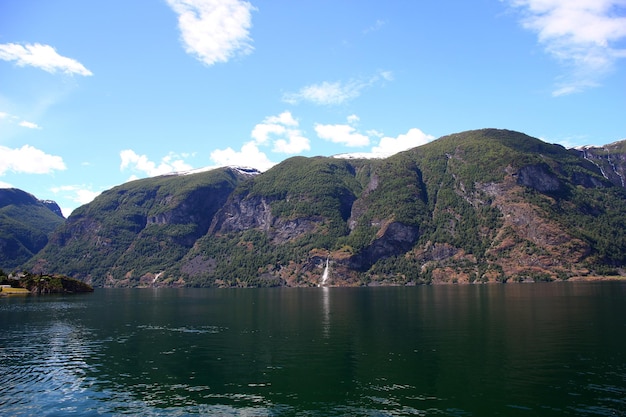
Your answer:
[1,283,626,416]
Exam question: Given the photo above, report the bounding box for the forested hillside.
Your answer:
[11,129,626,287]
[28,167,254,286]
[0,188,65,269]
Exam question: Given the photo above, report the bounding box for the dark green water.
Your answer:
[1,283,626,416]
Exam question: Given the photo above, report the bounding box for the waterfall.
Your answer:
[320,258,330,286]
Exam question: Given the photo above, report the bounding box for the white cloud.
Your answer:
[314,114,370,147]
[283,70,393,105]
[250,111,310,154]
[507,0,626,95]
[0,112,42,129]
[209,111,309,173]
[315,123,370,147]
[119,150,193,177]
[283,81,360,106]
[73,188,101,205]
[265,111,299,126]
[0,145,66,175]
[251,123,286,144]
[372,128,435,156]
[273,132,310,153]
[0,43,92,76]
[0,180,13,188]
[166,0,255,66]
[51,184,102,216]
[19,120,41,129]
[210,141,275,171]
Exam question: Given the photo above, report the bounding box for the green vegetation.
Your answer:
[5,129,626,286]
[0,189,65,270]
[244,157,365,228]
[25,167,250,286]
[0,270,93,294]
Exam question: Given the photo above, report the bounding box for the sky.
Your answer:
[1,0,625,217]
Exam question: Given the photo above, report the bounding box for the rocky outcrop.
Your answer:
[577,143,626,188]
[347,172,379,230]
[347,221,419,271]
[483,179,590,280]
[40,200,64,218]
[209,193,332,244]
[209,194,275,234]
[515,164,561,193]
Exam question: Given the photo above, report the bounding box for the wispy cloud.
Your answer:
[166,0,255,66]
[0,111,43,130]
[315,115,370,147]
[283,70,393,105]
[0,145,66,175]
[0,112,41,129]
[506,0,626,95]
[0,43,92,76]
[18,120,41,129]
[119,150,193,177]
[364,19,387,34]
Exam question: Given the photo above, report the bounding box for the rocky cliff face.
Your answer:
[29,168,252,286]
[576,142,626,188]
[346,221,420,271]
[14,129,626,287]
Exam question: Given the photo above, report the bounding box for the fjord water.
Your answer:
[1,284,625,416]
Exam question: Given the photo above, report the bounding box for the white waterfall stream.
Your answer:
[320,258,330,286]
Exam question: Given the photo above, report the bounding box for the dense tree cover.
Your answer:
[0,189,65,269]
[243,157,365,228]
[187,161,372,285]
[25,168,251,286]
[0,270,93,293]
[7,129,626,286]
[551,186,626,267]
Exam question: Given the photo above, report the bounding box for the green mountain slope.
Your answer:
[0,188,65,269]
[21,129,626,286]
[29,167,253,286]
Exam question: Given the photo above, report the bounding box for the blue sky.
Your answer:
[1,0,625,216]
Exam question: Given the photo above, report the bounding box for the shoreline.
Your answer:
[566,275,626,282]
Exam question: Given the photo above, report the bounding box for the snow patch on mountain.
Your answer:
[162,165,262,177]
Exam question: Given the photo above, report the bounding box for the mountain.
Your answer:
[18,129,626,287]
[28,167,256,286]
[0,188,65,270]
[575,140,626,188]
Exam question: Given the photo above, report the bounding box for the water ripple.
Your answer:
[3,286,626,416]
[137,324,226,334]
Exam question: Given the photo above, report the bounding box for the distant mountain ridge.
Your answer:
[0,188,65,270]
[5,129,626,287]
[575,140,626,188]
